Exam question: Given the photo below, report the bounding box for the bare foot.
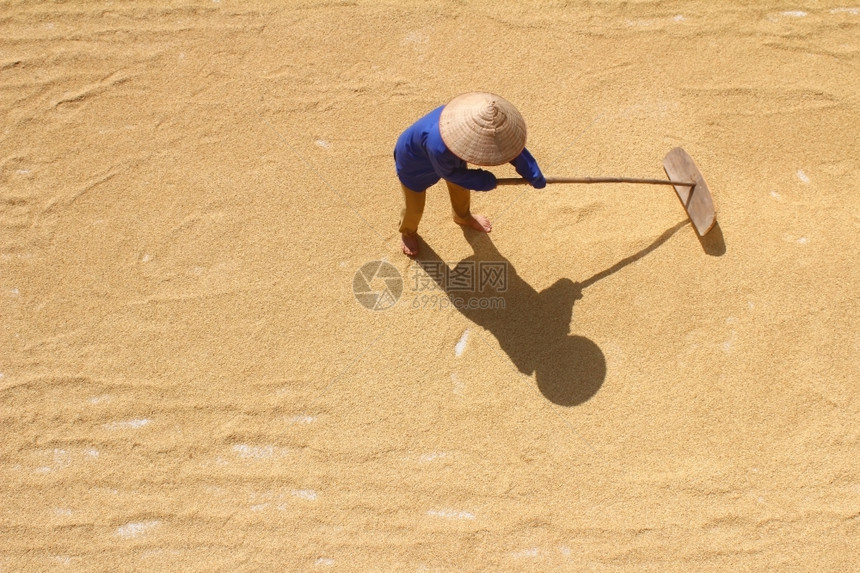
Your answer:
[401,233,419,257]
[454,213,492,233]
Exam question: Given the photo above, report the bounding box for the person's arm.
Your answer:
[428,148,497,191]
[510,148,546,188]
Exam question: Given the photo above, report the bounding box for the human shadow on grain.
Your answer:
[417,233,601,406]
[415,219,690,406]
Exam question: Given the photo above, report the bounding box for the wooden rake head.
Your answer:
[496,147,717,236]
[661,147,716,236]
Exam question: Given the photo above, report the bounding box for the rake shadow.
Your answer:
[697,221,726,256]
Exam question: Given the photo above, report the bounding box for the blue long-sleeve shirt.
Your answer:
[394,106,545,192]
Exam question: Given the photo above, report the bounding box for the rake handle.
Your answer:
[497,176,695,187]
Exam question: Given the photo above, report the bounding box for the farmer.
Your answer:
[394,92,546,256]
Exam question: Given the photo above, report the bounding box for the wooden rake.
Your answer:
[496,147,717,236]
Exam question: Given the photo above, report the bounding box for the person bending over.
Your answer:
[394,92,546,257]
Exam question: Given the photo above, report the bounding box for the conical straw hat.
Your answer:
[439,92,527,166]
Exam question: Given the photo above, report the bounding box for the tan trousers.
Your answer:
[398,181,471,235]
